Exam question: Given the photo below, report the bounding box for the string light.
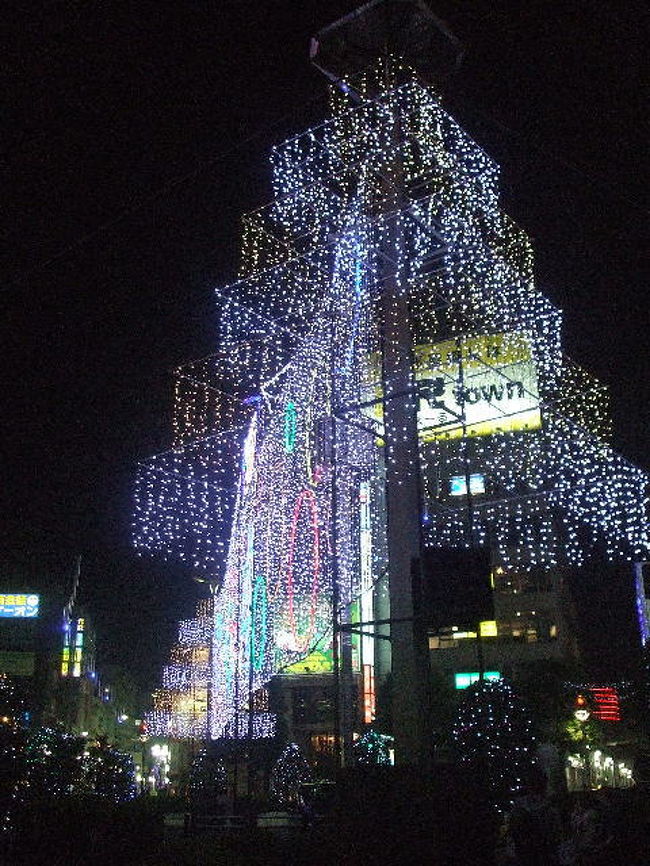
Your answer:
[354,729,393,765]
[133,57,649,742]
[269,743,312,808]
[147,599,211,739]
[453,678,536,810]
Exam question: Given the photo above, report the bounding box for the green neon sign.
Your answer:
[454,671,501,690]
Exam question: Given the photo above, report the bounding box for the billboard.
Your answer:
[0,594,40,618]
[414,333,541,440]
[363,332,541,441]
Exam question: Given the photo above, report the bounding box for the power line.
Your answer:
[4,86,327,293]
[449,92,647,214]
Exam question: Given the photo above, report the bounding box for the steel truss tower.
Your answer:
[134,20,649,765]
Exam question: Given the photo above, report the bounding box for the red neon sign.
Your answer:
[590,687,621,722]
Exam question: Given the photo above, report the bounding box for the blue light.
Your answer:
[449,474,485,496]
[0,593,40,618]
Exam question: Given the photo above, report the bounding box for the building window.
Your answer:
[310,733,336,755]
[292,687,334,724]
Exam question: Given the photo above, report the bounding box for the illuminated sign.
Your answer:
[450,474,485,496]
[590,687,621,723]
[362,664,376,725]
[448,621,498,640]
[61,616,86,677]
[282,604,363,676]
[415,333,541,440]
[0,594,39,618]
[454,671,501,690]
[73,617,84,677]
[283,648,333,675]
[363,332,541,441]
[478,620,497,637]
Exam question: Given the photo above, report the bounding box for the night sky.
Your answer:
[2,1,648,696]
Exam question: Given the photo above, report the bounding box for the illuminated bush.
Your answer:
[269,743,311,809]
[453,678,536,809]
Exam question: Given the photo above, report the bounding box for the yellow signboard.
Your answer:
[363,332,541,441]
[283,649,333,675]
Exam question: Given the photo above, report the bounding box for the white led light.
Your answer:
[134,57,649,741]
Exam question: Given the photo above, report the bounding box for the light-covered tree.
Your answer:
[269,743,311,809]
[453,678,536,809]
[354,729,392,765]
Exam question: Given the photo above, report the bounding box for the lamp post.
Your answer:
[138,720,148,794]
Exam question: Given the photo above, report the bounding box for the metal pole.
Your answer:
[375,97,435,769]
[330,406,343,768]
[379,256,429,765]
[455,337,485,681]
[206,585,215,743]
[232,576,241,814]
[246,593,255,813]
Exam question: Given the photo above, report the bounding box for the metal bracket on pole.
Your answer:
[336,616,418,642]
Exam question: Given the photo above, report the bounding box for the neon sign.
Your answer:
[284,400,297,453]
[0,594,39,618]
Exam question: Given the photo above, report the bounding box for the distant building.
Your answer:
[55,607,102,734]
[0,553,132,740]
[0,553,76,725]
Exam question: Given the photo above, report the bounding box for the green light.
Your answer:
[283,649,333,674]
[454,671,501,690]
[250,574,268,672]
[283,400,297,453]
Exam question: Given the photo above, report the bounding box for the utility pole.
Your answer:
[379,213,431,767]
[311,0,462,768]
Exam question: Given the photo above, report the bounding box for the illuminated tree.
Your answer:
[0,677,26,831]
[21,727,85,800]
[146,599,211,739]
[354,729,392,765]
[189,747,227,811]
[453,678,536,809]
[84,741,137,802]
[0,674,24,724]
[132,56,649,743]
[269,743,311,809]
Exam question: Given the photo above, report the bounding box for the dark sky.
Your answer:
[2,1,648,695]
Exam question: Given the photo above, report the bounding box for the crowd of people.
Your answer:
[498,769,624,865]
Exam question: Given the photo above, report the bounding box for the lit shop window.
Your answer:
[310,733,337,755]
[429,621,497,649]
